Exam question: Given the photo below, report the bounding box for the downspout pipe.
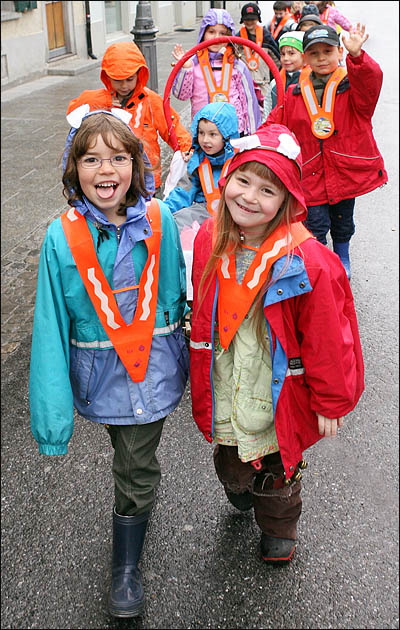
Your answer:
[85,0,97,59]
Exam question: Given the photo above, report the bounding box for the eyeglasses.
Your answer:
[79,155,133,169]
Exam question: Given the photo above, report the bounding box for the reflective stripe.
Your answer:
[329,151,381,160]
[134,101,143,129]
[70,320,182,349]
[303,84,318,115]
[67,207,79,222]
[199,162,213,194]
[220,254,230,279]
[190,339,212,350]
[87,268,121,330]
[247,235,291,290]
[139,254,156,321]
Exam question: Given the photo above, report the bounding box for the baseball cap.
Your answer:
[296,14,323,30]
[278,31,304,52]
[240,2,261,22]
[303,25,340,52]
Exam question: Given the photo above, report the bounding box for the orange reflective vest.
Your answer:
[300,66,347,139]
[240,24,263,71]
[197,48,233,103]
[198,155,235,215]
[216,222,312,350]
[61,199,161,382]
[270,13,293,39]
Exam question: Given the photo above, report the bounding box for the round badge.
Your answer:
[313,116,333,138]
[212,93,228,103]
[248,59,258,70]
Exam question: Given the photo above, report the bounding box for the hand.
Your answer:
[342,23,368,57]
[181,149,193,162]
[172,44,193,68]
[317,414,344,437]
[111,95,122,107]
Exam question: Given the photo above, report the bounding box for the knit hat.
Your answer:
[219,124,307,221]
[278,31,304,52]
[301,4,320,17]
[303,25,340,52]
[296,14,323,29]
[240,2,261,23]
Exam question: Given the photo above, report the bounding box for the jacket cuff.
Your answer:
[347,49,365,65]
[38,443,68,456]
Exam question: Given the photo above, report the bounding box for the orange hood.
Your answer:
[100,42,149,93]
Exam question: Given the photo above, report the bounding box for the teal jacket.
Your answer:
[30,200,189,456]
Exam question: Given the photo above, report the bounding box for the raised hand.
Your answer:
[172,43,193,68]
[342,23,368,58]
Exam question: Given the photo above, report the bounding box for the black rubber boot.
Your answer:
[224,487,253,511]
[108,508,149,618]
[261,533,296,564]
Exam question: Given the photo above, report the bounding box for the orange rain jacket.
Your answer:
[66,42,192,189]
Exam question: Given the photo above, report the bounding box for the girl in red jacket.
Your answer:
[265,23,387,279]
[190,124,364,564]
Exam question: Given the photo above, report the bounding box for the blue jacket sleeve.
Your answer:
[163,175,204,213]
[29,227,74,456]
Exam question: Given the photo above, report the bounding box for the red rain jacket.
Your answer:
[265,50,388,205]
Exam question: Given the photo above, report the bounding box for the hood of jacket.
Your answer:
[100,42,149,95]
[197,8,235,42]
[188,102,239,173]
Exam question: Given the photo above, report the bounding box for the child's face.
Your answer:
[304,42,343,77]
[109,73,138,97]
[225,168,285,244]
[298,21,317,32]
[280,46,304,72]
[197,119,224,155]
[77,133,132,222]
[274,9,287,19]
[203,24,231,51]
[243,18,258,33]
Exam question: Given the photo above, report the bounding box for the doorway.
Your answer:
[45,1,67,58]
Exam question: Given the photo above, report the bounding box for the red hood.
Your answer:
[101,42,149,95]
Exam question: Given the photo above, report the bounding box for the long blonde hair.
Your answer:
[198,161,298,346]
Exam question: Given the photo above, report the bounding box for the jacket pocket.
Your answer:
[70,346,95,405]
[302,151,323,178]
[328,150,382,171]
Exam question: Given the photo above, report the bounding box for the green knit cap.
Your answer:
[278,31,304,53]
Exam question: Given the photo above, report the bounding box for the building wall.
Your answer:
[1,0,242,88]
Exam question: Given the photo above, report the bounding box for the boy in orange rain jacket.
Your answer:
[67,42,192,193]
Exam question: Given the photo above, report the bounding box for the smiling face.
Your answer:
[280,46,304,72]
[77,133,132,224]
[304,42,343,77]
[109,73,138,97]
[243,18,258,33]
[224,167,286,246]
[203,24,231,51]
[197,119,224,155]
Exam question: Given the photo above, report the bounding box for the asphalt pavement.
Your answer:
[1,4,399,629]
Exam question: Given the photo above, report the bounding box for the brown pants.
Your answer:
[213,445,302,540]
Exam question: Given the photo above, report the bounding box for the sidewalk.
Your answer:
[1,13,243,360]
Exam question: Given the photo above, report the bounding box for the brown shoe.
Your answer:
[261,534,296,564]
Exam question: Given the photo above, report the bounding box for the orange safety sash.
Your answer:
[320,7,330,24]
[61,199,162,383]
[280,65,311,89]
[197,48,233,103]
[216,222,311,350]
[270,13,292,39]
[300,66,347,139]
[240,24,263,71]
[198,155,234,215]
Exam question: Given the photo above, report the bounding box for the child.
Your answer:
[172,8,261,135]
[313,1,352,33]
[164,101,239,220]
[268,31,307,111]
[291,1,305,23]
[266,24,388,278]
[189,124,364,563]
[67,41,192,194]
[296,12,323,32]
[236,2,281,112]
[29,108,189,618]
[268,1,296,42]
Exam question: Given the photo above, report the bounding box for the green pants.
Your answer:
[106,418,165,516]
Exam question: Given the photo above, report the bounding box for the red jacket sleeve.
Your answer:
[346,50,383,120]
